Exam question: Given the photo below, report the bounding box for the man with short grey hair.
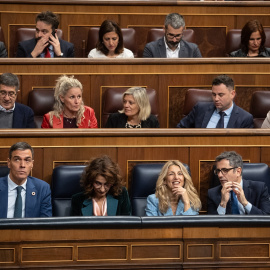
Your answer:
[0,73,35,128]
[143,13,202,58]
[208,151,270,215]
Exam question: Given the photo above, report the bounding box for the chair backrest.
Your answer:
[183,89,212,118]
[146,28,195,44]
[102,87,159,127]
[131,163,191,216]
[28,88,55,128]
[14,28,63,57]
[250,91,270,128]
[210,163,270,194]
[0,166,9,178]
[225,28,270,56]
[86,27,138,57]
[51,165,85,217]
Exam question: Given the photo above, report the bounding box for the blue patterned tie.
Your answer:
[230,190,240,214]
[14,186,23,218]
[216,111,226,128]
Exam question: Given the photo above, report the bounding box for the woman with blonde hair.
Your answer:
[41,75,98,128]
[145,160,201,216]
[105,87,159,128]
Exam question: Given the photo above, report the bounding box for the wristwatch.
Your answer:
[57,52,64,57]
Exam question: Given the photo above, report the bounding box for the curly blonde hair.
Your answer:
[155,160,201,214]
[48,75,85,126]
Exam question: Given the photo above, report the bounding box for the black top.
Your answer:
[105,113,160,128]
[229,47,270,57]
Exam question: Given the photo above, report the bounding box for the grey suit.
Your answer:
[143,37,202,58]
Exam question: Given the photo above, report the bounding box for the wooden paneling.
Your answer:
[1,1,270,57]
[0,59,270,128]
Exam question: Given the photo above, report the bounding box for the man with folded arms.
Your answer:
[0,142,52,218]
[208,151,270,215]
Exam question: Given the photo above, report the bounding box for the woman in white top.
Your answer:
[88,20,134,59]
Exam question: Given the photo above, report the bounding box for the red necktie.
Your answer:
[44,47,51,58]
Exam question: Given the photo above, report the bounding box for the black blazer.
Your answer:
[16,38,74,58]
[11,102,35,128]
[207,179,270,215]
[230,48,270,57]
[105,113,160,128]
[177,102,254,128]
[0,42,7,58]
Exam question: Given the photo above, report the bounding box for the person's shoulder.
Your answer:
[84,106,95,113]
[262,47,270,56]
[110,112,124,119]
[122,48,134,58]
[181,39,199,48]
[196,101,214,109]
[15,102,34,113]
[244,179,265,188]
[59,39,74,47]
[147,194,158,202]
[233,104,252,116]
[19,38,35,46]
[229,49,245,57]
[71,191,85,200]
[27,176,50,187]
[146,38,163,47]
[208,184,222,194]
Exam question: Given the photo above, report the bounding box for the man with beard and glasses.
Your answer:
[16,11,74,58]
[143,13,202,58]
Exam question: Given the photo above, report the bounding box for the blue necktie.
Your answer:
[230,190,240,214]
[14,186,23,218]
[216,111,226,128]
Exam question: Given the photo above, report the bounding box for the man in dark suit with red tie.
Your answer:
[207,151,270,215]
[16,11,74,58]
[176,75,254,128]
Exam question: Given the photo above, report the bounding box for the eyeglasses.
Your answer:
[0,90,17,98]
[214,167,238,175]
[93,181,111,189]
[166,33,184,39]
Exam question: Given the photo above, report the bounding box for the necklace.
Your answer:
[63,112,76,124]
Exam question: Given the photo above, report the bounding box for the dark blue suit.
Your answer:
[0,176,52,218]
[207,179,270,215]
[177,102,254,128]
[12,102,35,128]
[143,37,202,58]
[16,38,74,58]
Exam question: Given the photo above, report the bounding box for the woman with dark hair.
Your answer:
[71,155,131,216]
[145,160,201,216]
[230,19,270,57]
[88,20,134,58]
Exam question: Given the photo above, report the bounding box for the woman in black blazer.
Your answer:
[105,87,160,128]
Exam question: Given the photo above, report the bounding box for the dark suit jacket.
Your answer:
[177,102,254,128]
[12,102,35,128]
[207,179,270,215]
[143,37,202,58]
[0,41,7,58]
[105,113,160,128]
[70,187,131,216]
[16,38,74,58]
[0,176,52,218]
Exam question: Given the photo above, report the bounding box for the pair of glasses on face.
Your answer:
[214,167,238,175]
[166,33,184,39]
[0,90,17,98]
[93,181,112,189]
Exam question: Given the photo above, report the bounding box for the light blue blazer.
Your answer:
[145,194,199,216]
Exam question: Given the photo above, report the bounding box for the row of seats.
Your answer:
[28,87,270,128]
[2,27,270,57]
[1,162,270,216]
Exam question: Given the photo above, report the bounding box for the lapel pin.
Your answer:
[32,192,35,196]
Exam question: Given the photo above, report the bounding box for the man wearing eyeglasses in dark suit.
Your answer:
[0,73,35,128]
[143,13,202,58]
[207,151,270,215]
